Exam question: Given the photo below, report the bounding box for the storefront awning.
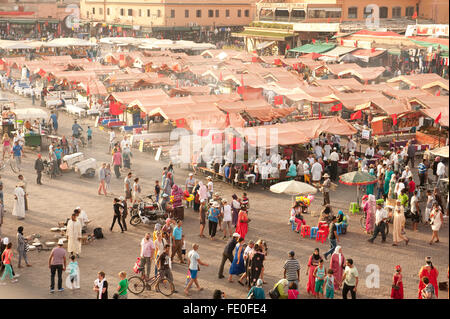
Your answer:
[232,30,295,41]
[8,19,37,24]
[289,43,335,54]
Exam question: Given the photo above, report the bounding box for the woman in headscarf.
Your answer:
[247,278,265,299]
[306,248,322,296]
[231,194,241,227]
[391,265,404,299]
[286,160,297,180]
[329,245,345,290]
[198,181,208,203]
[418,257,439,299]
[171,184,184,221]
[388,174,397,199]
[384,166,394,199]
[17,226,31,268]
[365,195,376,234]
[366,166,375,195]
[392,201,409,246]
[236,209,249,240]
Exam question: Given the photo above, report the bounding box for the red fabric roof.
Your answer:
[352,49,386,57]
[0,11,34,16]
[407,36,449,46]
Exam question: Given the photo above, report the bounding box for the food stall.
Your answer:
[10,108,49,148]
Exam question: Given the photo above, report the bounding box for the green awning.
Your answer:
[409,39,449,57]
[112,24,132,29]
[289,43,336,54]
[8,19,37,24]
[231,30,295,40]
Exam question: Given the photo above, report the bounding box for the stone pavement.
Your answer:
[0,91,448,299]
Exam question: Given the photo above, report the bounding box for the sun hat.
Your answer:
[213,201,220,208]
[232,233,240,237]
[57,239,64,246]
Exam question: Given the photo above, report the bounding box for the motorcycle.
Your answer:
[129,195,166,226]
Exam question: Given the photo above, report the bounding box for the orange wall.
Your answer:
[418,0,449,24]
[341,0,418,20]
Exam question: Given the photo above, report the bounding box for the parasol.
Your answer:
[270,180,317,204]
[339,171,377,205]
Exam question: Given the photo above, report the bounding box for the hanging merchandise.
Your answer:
[212,133,224,144]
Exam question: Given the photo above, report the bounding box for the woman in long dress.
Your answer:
[329,246,345,290]
[391,265,404,299]
[429,203,444,245]
[388,174,397,199]
[228,242,246,284]
[105,164,112,193]
[363,195,375,234]
[248,245,265,288]
[236,209,249,240]
[286,160,297,180]
[418,257,439,299]
[366,168,375,195]
[306,248,322,296]
[67,213,82,257]
[132,178,141,204]
[392,201,409,246]
[384,168,393,198]
[12,185,26,220]
[198,181,208,203]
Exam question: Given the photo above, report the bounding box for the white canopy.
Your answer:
[13,108,49,120]
[44,38,96,47]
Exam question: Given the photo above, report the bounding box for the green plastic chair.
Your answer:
[349,202,359,215]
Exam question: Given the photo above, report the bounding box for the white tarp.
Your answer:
[13,108,48,120]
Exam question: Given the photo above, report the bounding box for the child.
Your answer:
[241,193,249,210]
[155,180,161,203]
[181,234,186,262]
[313,258,326,299]
[288,281,299,299]
[87,126,93,145]
[66,255,80,289]
[0,242,17,284]
[324,269,335,299]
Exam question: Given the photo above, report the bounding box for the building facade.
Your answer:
[80,0,256,33]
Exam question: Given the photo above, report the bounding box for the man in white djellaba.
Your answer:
[67,212,82,258]
[12,184,26,220]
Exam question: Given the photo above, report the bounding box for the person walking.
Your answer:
[199,199,208,238]
[218,233,240,279]
[12,140,23,172]
[184,244,209,296]
[429,203,444,245]
[2,133,12,161]
[313,259,326,299]
[329,246,345,290]
[283,250,300,290]
[124,172,132,203]
[132,178,141,204]
[185,173,196,209]
[139,233,155,279]
[112,148,122,179]
[1,242,18,284]
[340,258,358,299]
[221,199,233,239]
[321,173,331,206]
[171,220,185,264]
[66,212,82,258]
[16,226,31,268]
[392,201,409,246]
[235,209,249,240]
[105,164,112,194]
[122,146,132,170]
[98,163,107,196]
[324,215,339,259]
[368,201,388,243]
[391,265,404,299]
[49,239,66,293]
[418,257,439,299]
[111,198,124,233]
[119,196,128,231]
[208,202,220,240]
[34,154,44,185]
[12,184,26,220]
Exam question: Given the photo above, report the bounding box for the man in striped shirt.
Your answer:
[418,160,427,186]
[283,251,300,290]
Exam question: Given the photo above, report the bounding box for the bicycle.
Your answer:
[0,154,20,173]
[128,271,175,297]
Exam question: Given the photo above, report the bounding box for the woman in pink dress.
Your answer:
[2,133,11,161]
[364,195,376,234]
[306,248,322,296]
[235,209,249,240]
[418,257,439,299]
[329,246,345,290]
[391,265,404,299]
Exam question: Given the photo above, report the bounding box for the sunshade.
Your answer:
[429,146,449,158]
[270,180,318,196]
[339,171,377,186]
[289,43,336,54]
[12,108,48,120]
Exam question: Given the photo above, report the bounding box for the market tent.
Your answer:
[270,180,317,196]
[318,46,357,61]
[168,86,211,96]
[108,88,168,105]
[288,43,336,54]
[351,49,386,63]
[419,107,449,127]
[331,91,385,110]
[409,39,449,57]
[12,108,48,120]
[314,78,364,91]
[410,95,449,109]
[382,88,431,100]
[79,80,107,96]
[339,54,362,63]
[387,74,449,90]
[44,38,96,47]
[370,97,410,115]
[429,146,449,158]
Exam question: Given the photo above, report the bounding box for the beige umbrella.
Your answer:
[270,180,318,196]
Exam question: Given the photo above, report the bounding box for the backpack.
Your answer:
[93,228,104,239]
[269,285,281,299]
